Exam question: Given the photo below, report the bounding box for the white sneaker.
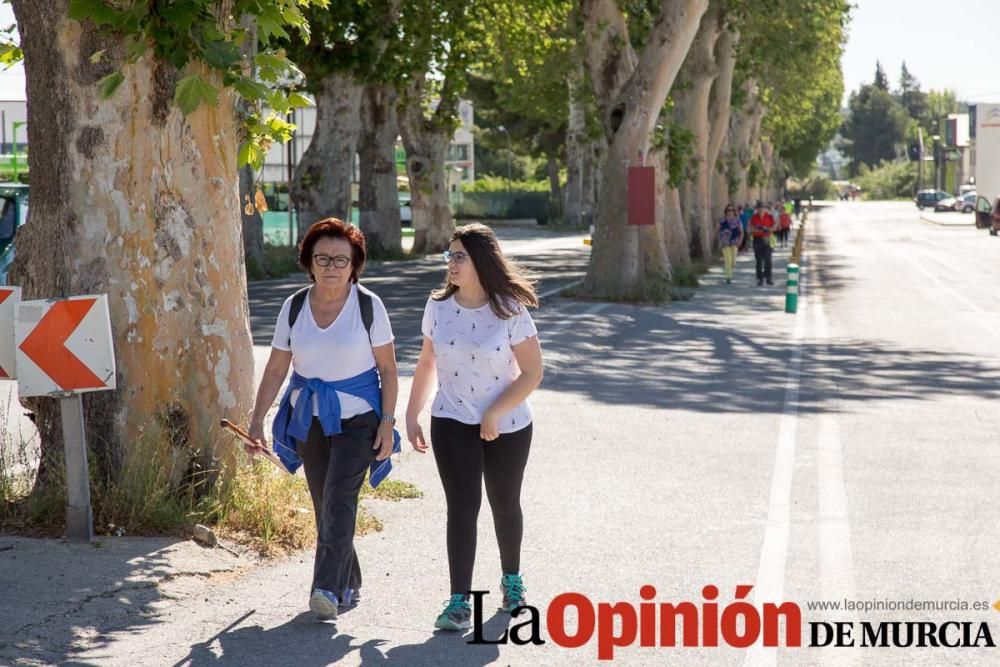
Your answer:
[309,588,339,620]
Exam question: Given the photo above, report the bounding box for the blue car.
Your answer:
[0,183,29,285]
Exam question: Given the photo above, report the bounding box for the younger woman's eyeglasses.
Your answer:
[443,250,469,264]
[313,254,351,268]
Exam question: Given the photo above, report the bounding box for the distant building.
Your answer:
[260,98,475,188]
[818,133,849,180]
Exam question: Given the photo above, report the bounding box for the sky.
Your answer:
[0,2,996,104]
[841,0,1000,104]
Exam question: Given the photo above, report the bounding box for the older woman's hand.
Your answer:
[373,421,395,461]
[246,421,267,455]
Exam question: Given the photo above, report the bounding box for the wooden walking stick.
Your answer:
[220,419,287,472]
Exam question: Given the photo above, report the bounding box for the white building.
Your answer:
[260,98,475,188]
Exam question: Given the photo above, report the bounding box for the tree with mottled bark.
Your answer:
[580,0,710,299]
[673,1,723,260]
[9,0,322,498]
[358,81,403,257]
[284,2,398,237]
[395,0,482,254]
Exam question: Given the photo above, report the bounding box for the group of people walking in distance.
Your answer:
[247,218,542,631]
[717,199,797,286]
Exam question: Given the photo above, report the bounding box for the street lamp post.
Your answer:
[11,121,26,182]
[497,125,512,193]
[932,134,942,192]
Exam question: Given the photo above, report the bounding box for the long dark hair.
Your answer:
[432,223,538,318]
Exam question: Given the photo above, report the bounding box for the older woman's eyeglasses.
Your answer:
[443,250,469,265]
[313,254,351,269]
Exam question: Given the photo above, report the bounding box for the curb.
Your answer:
[919,215,974,227]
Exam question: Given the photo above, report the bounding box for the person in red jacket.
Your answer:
[750,200,775,286]
[778,209,792,248]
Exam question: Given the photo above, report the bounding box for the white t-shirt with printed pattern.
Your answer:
[421,295,538,432]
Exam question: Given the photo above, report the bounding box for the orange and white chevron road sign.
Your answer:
[0,286,20,379]
[15,294,116,397]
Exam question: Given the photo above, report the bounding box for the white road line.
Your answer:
[814,296,858,667]
[745,260,809,667]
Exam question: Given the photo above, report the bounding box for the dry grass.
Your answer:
[1,429,420,559]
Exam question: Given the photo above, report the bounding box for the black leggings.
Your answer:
[430,417,532,595]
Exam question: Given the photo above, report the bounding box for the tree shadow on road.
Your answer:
[539,297,1000,415]
[0,537,217,665]
[248,248,589,349]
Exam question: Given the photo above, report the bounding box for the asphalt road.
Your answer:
[4,204,1000,666]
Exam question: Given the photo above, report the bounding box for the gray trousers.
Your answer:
[298,411,379,595]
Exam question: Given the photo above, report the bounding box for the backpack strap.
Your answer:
[286,286,310,347]
[356,283,374,346]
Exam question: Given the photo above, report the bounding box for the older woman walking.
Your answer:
[247,218,399,621]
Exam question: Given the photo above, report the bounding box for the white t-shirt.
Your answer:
[271,284,394,418]
[421,295,538,432]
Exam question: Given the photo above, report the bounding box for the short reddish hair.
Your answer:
[298,218,367,283]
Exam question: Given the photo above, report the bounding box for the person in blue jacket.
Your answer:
[718,204,744,283]
[247,218,399,621]
[739,203,753,252]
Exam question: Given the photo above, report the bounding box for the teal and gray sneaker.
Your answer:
[309,588,339,620]
[499,573,526,613]
[434,593,472,630]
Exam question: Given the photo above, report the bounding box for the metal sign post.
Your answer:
[60,395,92,542]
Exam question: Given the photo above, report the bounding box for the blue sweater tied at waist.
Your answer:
[271,367,400,487]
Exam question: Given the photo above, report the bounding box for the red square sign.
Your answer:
[627,166,655,226]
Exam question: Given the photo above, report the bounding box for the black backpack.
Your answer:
[287,284,374,347]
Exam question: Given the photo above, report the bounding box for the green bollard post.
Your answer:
[785,263,799,313]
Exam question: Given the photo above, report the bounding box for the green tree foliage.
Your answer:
[735,0,851,177]
[854,159,918,199]
[282,1,397,87]
[922,88,961,135]
[897,62,927,121]
[873,60,889,91]
[65,0,327,169]
[841,84,910,174]
[464,1,574,166]
[395,0,486,134]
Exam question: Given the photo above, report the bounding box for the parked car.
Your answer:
[956,192,976,213]
[399,194,412,227]
[0,183,28,285]
[915,189,950,210]
[934,196,958,212]
[976,195,1000,235]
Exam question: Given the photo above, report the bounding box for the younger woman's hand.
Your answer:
[407,420,429,453]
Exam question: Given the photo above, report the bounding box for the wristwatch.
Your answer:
[381,414,397,426]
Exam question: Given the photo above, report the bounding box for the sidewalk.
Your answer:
[1,229,803,666]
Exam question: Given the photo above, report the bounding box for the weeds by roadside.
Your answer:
[1,427,421,558]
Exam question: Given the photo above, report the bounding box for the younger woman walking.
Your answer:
[406,223,543,631]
